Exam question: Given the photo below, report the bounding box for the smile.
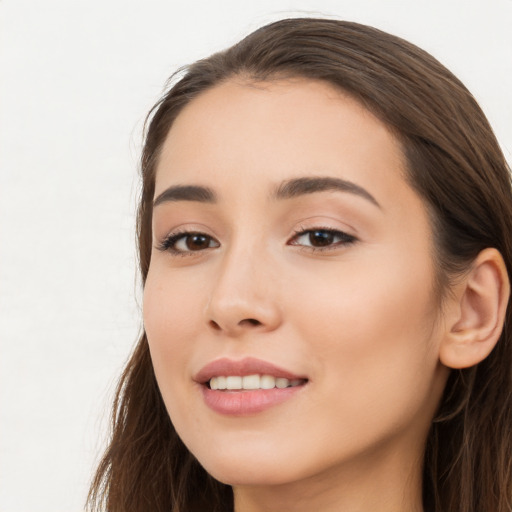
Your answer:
[196,357,308,415]
[209,375,306,390]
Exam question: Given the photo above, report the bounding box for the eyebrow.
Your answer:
[273,176,381,208]
[153,185,217,207]
[153,176,380,208]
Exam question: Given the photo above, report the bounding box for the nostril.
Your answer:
[208,318,263,332]
[240,318,262,327]
[209,320,222,331]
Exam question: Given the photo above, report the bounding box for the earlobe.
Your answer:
[439,248,510,369]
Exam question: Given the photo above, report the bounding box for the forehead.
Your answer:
[154,78,409,207]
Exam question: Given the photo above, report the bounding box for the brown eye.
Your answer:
[159,231,220,254]
[289,228,357,251]
[185,234,212,251]
[308,230,335,247]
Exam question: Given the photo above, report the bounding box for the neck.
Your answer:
[233,441,424,512]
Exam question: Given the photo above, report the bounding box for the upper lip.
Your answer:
[194,357,307,384]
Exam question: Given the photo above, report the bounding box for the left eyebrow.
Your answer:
[273,176,381,208]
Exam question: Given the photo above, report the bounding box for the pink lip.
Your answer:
[194,357,308,416]
[194,357,306,383]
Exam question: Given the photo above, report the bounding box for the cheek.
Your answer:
[295,250,436,343]
[143,268,202,400]
[291,251,441,423]
[144,263,205,337]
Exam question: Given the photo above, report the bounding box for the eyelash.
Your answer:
[157,227,357,256]
[157,229,220,256]
[289,226,357,252]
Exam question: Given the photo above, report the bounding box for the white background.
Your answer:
[1,1,511,511]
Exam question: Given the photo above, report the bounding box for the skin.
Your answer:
[143,79,454,512]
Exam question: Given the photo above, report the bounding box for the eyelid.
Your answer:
[155,221,358,256]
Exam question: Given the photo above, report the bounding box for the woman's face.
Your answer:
[144,79,450,489]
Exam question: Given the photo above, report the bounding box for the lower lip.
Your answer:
[200,385,305,416]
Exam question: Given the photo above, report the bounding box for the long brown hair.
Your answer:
[87,18,512,512]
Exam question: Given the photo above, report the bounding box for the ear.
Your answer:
[439,248,510,369]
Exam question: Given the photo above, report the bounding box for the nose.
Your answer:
[205,243,282,337]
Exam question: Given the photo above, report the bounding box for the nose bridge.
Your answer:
[206,232,281,334]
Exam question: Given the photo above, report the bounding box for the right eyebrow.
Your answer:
[153,185,217,207]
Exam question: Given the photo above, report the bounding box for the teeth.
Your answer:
[260,375,276,389]
[275,377,289,389]
[242,374,260,390]
[209,375,304,390]
[226,376,242,390]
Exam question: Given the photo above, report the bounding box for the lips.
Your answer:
[195,357,307,384]
[195,357,308,416]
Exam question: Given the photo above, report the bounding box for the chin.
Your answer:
[191,446,304,487]
[204,462,296,487]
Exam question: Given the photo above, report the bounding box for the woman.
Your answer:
[88,18,512,512]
